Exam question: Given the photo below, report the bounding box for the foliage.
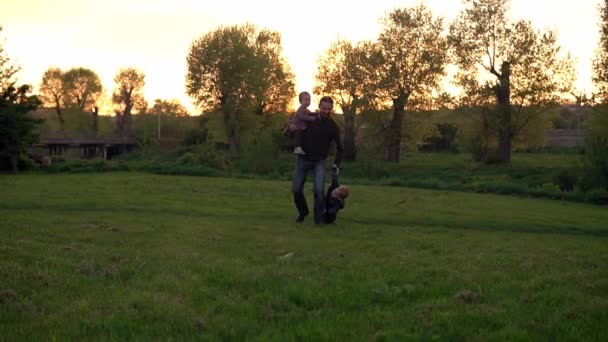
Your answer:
[235,122,288,176]
[178,143,231,170]
[131,99,193,146]
[39,67,66,130]
[253,30,295,115]
[422,123,459,152]
[37,107,116,139]
[0,27,43,172]
[554,168,579,192]
[186,24,295,152]
[112,67,146,138]
[315,40,382,160]
[449,0,575,163]
[377,4,449,162]
[43,145,608,204]
[0,26,18,90]
[38,66,104,135]
[580,106,608,190]
[62,67,103,111]
[182,116,209,146]
[112,67,146,114]
[512,108,553,150]
[61,107,102,137]
[593,0,608,103]
[148,98,189,116]
[456,105,502,162]
[131,112,200,147]
[39,67,64,107]
[0,84,42,172]
[315,40,380,111]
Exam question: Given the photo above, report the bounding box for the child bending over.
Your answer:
[325,166,350,224]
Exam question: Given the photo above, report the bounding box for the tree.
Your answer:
[0,26,42,173]
[186,24,294,153]
[253,30,295,115]
[593,0,608,103]
[449,0,575,163]
[377,4,449,162]
[147,99,189,143]
[62,67,103,111]
[112,67,146,138]
[315,39,382,161]
[62,67,103,137]
[39,67,66,132]
[148,99,189,116]
[587,0,608,189]
[0,26,17,91]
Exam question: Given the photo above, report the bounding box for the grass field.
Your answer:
[1,173,607,340]
[46,150,608,204]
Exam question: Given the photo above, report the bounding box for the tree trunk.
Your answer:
[227,125,240,153]
[495,62,512,163]
[223,108,240,154]
[54,101,65,134]
[123,102,133,138]
[343,107,356,161]
[387,95,407,163]
[498,130,512,162]
[92,106,99,137]
[116,113,123,137]
[9,155,18,174]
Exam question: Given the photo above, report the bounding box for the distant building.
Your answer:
[545,129,586,147]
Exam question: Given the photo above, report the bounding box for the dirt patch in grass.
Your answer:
[454,289,482,303]
[0,289,17,303]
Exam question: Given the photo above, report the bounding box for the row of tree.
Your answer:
[3,0,608,172]
[37,64,195,139]
[39,66,156,138]
[184,0,607,164]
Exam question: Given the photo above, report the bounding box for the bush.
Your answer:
[45,159,128,173]
[581,136,608,190]
[182,128,208,146]
[583,189,608,204]
[187,144,231,170]
[177,152,199,165]
[422,123,458,152]
[554,169,579,192]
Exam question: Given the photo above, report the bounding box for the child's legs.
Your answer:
[293,129,303,147]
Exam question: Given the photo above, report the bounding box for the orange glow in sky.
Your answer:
[1,0,602,114]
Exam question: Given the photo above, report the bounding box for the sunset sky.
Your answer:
[1,0,603,114]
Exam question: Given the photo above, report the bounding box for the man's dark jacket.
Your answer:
[299,115,343,166]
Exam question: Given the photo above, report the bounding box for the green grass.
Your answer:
[42,150,608,204]
[1,173,607,340]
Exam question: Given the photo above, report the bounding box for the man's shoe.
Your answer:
[295,211,308,222]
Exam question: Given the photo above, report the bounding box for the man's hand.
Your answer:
[331,164,340,175]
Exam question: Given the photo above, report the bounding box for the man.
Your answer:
[292,96,343,224]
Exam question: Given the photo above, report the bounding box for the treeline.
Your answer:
[1,0,607,192]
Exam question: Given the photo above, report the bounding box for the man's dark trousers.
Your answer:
[292,156,325,224]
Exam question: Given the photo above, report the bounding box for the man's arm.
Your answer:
[295,107,317,122]
[333,122,343,167]
[331,173,339,188]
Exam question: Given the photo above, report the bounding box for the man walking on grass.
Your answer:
[291,96,343,224]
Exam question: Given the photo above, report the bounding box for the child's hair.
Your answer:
[332,186,350,200]
[298,91,311,103]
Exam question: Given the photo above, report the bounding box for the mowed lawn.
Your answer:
[1,173,607,341]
